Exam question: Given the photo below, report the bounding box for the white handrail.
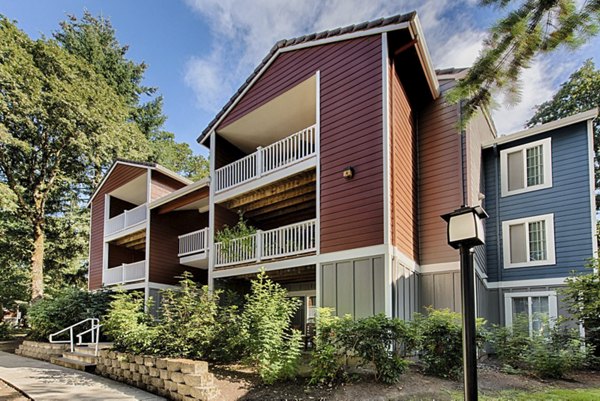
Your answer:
[49,318,99,353]
[76,323,103,357]
[178,227,209,257]
[105,203,147,236]
[215,125,316,193]
[105,260,146,285]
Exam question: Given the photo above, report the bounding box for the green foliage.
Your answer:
[447,1,600,125]
[310,309,415,385]
[240,271,303,384]
[527,60,600,196]
[215,212,257,257]
[27,287,111,341]
[562,260,600,360]
[103,290,158,355]
[413,308,487,380]
[491,317,591,378]
[0,322,15,341]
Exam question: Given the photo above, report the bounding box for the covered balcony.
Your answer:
[215,219,317,268]
[178,227,209,268]
[104,172,148,240]
[105,203,147,238]
[104,260,146,286]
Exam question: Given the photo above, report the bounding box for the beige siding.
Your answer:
[466,109,496,206]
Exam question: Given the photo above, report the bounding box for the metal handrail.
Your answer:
[49,318,99,353]
[77,323,103,356]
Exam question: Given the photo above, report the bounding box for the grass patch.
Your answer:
[452,388,600,400]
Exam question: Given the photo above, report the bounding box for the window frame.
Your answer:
[504,290,558,335]
[500,137,553,197]
[502,213,556,268]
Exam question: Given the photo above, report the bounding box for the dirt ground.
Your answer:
[0,379,29,401]
[211,362,600,401]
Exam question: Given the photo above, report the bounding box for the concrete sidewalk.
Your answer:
[0,351,165,400]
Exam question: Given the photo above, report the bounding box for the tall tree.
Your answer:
[0,16,149,300]
[55,12,208,180]
[527,59,600,189]
[448,0,600,124]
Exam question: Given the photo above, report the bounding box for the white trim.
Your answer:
[487,276,567,289]
[382,32,391,247]
[101,194,110,286]
[211,244,387,279]
[208,131,216,291]
[147,282,179,290]
[315,263,322,309]
[149,178,209,210]
[500,137,552,197]
[113,282,146,291]
[483,108,598,148]
[103,223,146,243]
[154,165,193,186]
[504,290,558,331]
[144,170,152,304]
[419,261,460,274]
[315,70,321,256]
[588,119,598,258]
[198,18,440,145]
[389,246,419,273]
[502,213,556,269]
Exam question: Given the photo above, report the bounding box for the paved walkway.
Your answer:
[0,351,164,400]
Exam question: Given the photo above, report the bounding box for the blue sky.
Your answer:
[2,1,599,158]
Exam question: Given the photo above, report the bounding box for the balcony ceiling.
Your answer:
[110,229,146,251]
[218,75,316,153]
[110,173,147,205]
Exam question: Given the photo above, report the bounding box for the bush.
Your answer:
[241,271,303,384]
[27,287,111,341]
[413,308,486,380]
[491,318,591,378]
[310,309,416,385]
[0,322,15,340]
[103,290,158,354]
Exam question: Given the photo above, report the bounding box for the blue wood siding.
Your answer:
[483,122,593,282]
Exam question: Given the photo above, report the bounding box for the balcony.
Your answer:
[104,260,146,286]
[215,219,317,268]
[105,203,147,238]
[214,125,316,196]
[178,228,209,268]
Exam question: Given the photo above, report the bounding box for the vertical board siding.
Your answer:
[389,61,417,260]
[151,171,187,201]
[148,210,208,285]
[417,80,462,266]
[484,123,594,282]
[88,165,147,290]
[420,271,462,313]
[216,36,384,253]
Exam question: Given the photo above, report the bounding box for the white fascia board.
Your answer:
[487,277,567,289]
[148,177,210,210]
[483,108,598,149]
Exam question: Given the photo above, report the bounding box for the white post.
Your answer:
[256,230,263,262]
[256,146,263,178]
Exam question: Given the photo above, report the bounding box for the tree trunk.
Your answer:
[31,220,44,302]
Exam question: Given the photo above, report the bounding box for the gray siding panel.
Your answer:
[484,122,594,282]
[420,271,461,312]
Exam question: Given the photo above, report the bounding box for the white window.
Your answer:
[504,291,558,335]
[500,138,552,197]
[502,214,555,268]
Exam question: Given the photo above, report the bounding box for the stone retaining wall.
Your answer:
[15,340,68,361]
[96,350,219,401]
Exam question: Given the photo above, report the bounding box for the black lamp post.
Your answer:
[441,205,488,401]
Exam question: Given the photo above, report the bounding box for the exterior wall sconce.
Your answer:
[342,167,355,179]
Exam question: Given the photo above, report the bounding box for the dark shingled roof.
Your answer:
[197,12,417,143]
[435,67,469,76]
[114,158,157,168]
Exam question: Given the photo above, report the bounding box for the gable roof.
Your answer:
[87,159,193,207]
[197,11,438,144]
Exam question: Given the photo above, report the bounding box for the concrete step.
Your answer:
[51,356,96,372]
[78,342,113,349]
[73,346,99,356]
[62,351,97,364]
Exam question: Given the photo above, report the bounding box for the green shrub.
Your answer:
[413,308,486,380]
[0,322,15,340]
[27,287,111,341]
[103,290,158,354]
[207,290,245,363]
[309,308,353,385]
[310,309,416,385]
[491,318,591,379]
[240,271,303,384]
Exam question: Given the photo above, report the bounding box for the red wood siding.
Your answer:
[417,80,462,266]
[214,204,239,231]
[151,171,186,201]
[389,61,417,260]
[218,36,384,253]
[215,135,247,169]
[148,210,208,285]
[108,243,144,268]
[88,164,147,290]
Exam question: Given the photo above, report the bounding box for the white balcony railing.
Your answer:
[178,228,209,257]
[104,260,146,286]
[105,203,147,237]
[215,125,316,193]
[215,219,317,267]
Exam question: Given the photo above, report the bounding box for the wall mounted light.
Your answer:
[342,166,355,179]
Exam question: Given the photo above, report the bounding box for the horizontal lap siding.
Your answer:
[417,80,461,266]
[484,123,594,282]
[88,165,147,290]
[151,172,186,201]
[217,36,384,253]
[149,210,208,285]
[390,61,417,260]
